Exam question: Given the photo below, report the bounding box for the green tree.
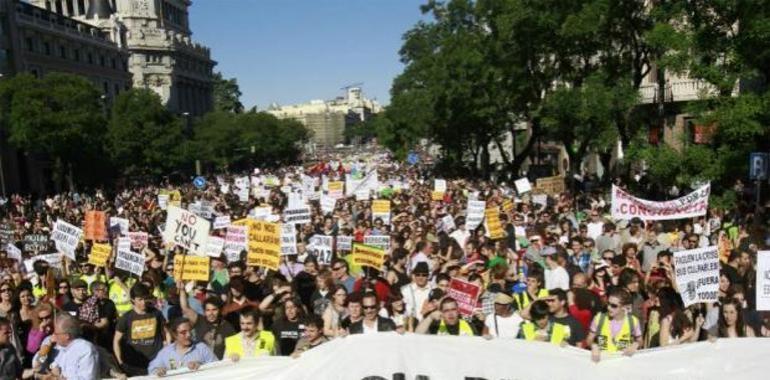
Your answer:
[212,72,244,113]
[106,89,187,177]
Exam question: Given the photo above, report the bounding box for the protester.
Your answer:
[224,307,275,360]
[291,315,328,358]
[587,289,643,362]
[416,297,477,336]
[50,314,100,380]
[113,283,168,376]
[147,318,217,377]
[0,317,22,380]
[348,292,396,334]
[482,292,523,338]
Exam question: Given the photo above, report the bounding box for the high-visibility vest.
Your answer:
[80,274,107,292]
[515,289,549,310]
[224,331,275,358]
[109,278,135,316]
[437,319,474,336]
[593,312,640,352]
[520,321,569,344]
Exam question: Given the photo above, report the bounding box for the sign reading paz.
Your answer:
[174,255,211,282]
[163,206,211,255]
[673,246,720,307]
[351,244,386,270]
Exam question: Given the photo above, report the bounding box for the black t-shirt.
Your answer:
[115,309,166,369]
[61,301,82,319]
[271,318,305,356]
[552,315,586,346]
[192,317,236,360]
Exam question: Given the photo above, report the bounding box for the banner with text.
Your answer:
[612,183,710,220]
[673,246,719,307]
[351,244,386,270]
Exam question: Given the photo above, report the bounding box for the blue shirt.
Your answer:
[147,341,217,374]
[52,338,99,380]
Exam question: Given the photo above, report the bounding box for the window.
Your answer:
[60,46,66,59]
[74,48,80,61]
[103,81,109,95]
[43,42,51,56]
[100,55,105,67]
[88,52,93,64]
[111,57,116,69]
[114,83,120,96]
[25,37,34,52]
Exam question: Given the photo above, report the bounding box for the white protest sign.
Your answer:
[756,251,770,311]
[117,237,131,252]
[336,236,353,252]
[224,225,247,262]
[302,175,315,195]
[355,189,370,201]
[673,246,719,307]
[249,207,272,221]
[466,200,486,230]
[364,235,390,251]
[281,224,297,255]
[51,219,83,260]
[157,194,169,210]
[288,192,305,209]
[23,253,62,273]
[611,183,710,220]
[235,176,250,202]
[5,243,21,262]
[514,178,532,194]
[283,206,312,225]
[214,216,231,230]
[320,195,336,215]
[440,215,456,232]
[220,183,230,194]
[115,249,145,277]
[109,217,129,236]
[434,179,447,193]
[532,194,548,208]
[162,206,211,255]
[205,236,225,258]
[308,235,334,265]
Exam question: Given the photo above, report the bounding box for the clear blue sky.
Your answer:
[189,0,428,110]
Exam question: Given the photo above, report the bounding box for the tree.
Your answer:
[0,73,106,191]
[212,72,244,113]
[106,89,187,177]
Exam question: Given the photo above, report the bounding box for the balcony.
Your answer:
[639,79,731,104]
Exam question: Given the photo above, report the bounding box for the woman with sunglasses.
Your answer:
[586,288,642,363]
[25,302,54,361]
[55,278,72,310]
[0,280,14,319]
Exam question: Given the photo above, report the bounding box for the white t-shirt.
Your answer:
[362,319,379,334]
[484,312,524,338]
[587,222,603,240]
[545,266,570,291]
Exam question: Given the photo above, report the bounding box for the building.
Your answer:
[267,87,382,147]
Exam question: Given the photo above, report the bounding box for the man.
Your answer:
[62,279,108,343]
[49,315,100,380]
[546,289,586,346]
[568,238,592,274]
[91,281,117,351]
[586,289,642,362]
[449,217,470,252]
[114,283,169,376]
[179,281,235,359]
[400,262,433,321]
[349,292,396,334]
[78,263,105,290]
[147,318,217,377]
[416,297,476,336]
[543,249,569,290]
[596,222,620,255]
[0,317,21,380]
[62,279,91,318]
[408,241,433,275]
[514,269,549,312]
[482,293,523,338]
[331,258,355,293]
[224,307,276,361]
[517,300,570,345]
[291,315,328,358]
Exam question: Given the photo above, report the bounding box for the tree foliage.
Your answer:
[212,72,244,113]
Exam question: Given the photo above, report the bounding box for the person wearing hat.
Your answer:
[61,279,107,338]
[482,292,523,338]
[400,262,433,322]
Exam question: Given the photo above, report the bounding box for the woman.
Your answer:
[379,290,410,333]
[589,262,612,302]
[25,303,54,359]
[621,243,642,274]
[14,284,35,366]
[386,248,410,290]
[617,268,644,325]
[310,270,334,316]
[55,278,72,310]
[0,280,13,318]
[272,297,307,356]
[322,285,348,337]
[716,298,755,338]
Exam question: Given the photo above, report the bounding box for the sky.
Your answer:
[189,0,428,110]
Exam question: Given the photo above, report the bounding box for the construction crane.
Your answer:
[340,82,364,91]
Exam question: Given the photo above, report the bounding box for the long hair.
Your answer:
[718,298,747,337]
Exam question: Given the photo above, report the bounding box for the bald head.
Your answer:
[572,273,588,289]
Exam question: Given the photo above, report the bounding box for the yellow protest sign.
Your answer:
[88,243,112,267]
[534,176,565,196]
[502,199,514,213]
[485,207,506,240]
[159,189,183,206]
[243,220,281,270]
[432,191,444,201]
[173,255,210,282]
[372,200,390,214]
[328,181,344,198]
[351,244,386,270]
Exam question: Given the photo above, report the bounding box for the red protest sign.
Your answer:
[84,211,107,242]
[447,278,481,317]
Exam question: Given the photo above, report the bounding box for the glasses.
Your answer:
[332,266,344,271]
[0,288,11,293]
[38,314,52,321]
[362,305,378,310]
[608,303,620,309]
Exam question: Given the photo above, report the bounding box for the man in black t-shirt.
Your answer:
[547,289,586,346]
[113,283,168,377]
[179,281,236,359]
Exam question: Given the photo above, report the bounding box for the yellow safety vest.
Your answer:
[593,312,640,353]
[32,283,47,300]
[515,289,549,310]
[109,278,136,316]
[80,274,107,293]
[224,331,275,358]
[437,319,474,336]
[520,321,569,344]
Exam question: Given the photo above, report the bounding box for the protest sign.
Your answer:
[320,195,336,215]
[84,211,107,241]
[673,246,720,307]
[249,207,271,221]
[109,217,129,236]
[484,208,505,240]
[235,176,250,202]
[431,191,444,202]
[157,194,169,210]
[283,206,312,225]
[23,253,61,273]
[355,189,370,201]
[162,206,211,255]
[532,194,548,208]
[534,176,566,196]
[371,200,391,225]
[214,216,231,230]
[205,236,225,257]
[128,232,148,250]
[364,235,390,251]
[224,225,248,262]
[51,220,83,260]
[328,181,344,199]
[466,200,486,231]
[115,249,145,277]
[756,251,770,311]
[5,243,21,262]
[438,215,456,233]
[308,235,333,265]
[23,234,48,253]
[281,224,297,256]
[117,237,131,252]
[88,243,112,267]
[611,183,710,220]
[514,178,532,194]
[351,244,386,270]
[174,255,211,282]
[502,199,514,214]
[0,225,13,246]
[159,189,182,207]
[336,236,353,252]
[434,179,447,193]
[244,220,281,270]
[447,278,481,317]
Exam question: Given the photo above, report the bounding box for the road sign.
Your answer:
[193,176,207,189]
[750,153,768,181]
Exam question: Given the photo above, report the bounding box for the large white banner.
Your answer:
[673,246,719,307]
[757,251,770,311]
[163,206,212,255]
[126,334,770,380]
[611,183,710,220]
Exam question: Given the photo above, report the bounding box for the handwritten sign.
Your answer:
[224,225,248,262]
[281,224,297,255]
[372,200,391,225]
[308,235,333,265]
[173,255,210,282]
[213,216,231,230]
[88,243,112,267]
[128,232,148,250]
[673,246,719,307]
[364,235,390,251]
[244,220,281,270]
[51,220,83,260]
[205,236,225,258]
[351,244,386,270]
[84,211,107,241]
[283,206,311,225]
[328,181,344,199]
[162,206,211,255]
[447,278,481,317]
[115,249,144,277]
[336,236,353,252]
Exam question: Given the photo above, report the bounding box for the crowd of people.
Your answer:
[0,149,768,379]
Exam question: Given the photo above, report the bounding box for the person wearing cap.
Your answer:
[400,262,433,322]
[482,292,523,338]
[416,297,477,336]
[517,300,570,345]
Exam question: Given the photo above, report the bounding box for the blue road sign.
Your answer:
[749,153,768,181]
[407,152,419,165]
[193,176,207,189]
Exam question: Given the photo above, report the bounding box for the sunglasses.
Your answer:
[0,288,11,293]
[38,314,52,321]
[362,305,378,310]
[414,273,428,277]
[332,266,344,271]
